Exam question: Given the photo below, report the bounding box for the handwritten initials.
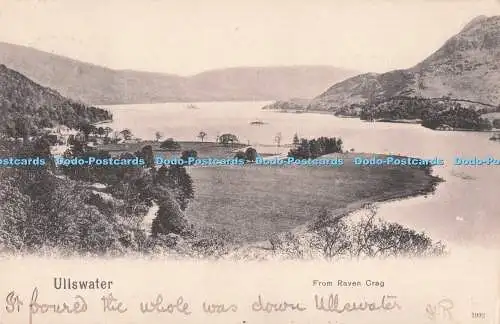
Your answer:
[426,298,454,321]
[5,292,23,313]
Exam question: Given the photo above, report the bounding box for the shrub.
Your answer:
[181,149,198,161]
[234,151,246,161]
[269,205,448,261]
[245,147,257,162]
[160,138,181,150]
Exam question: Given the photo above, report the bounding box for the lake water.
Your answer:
[104,101,500,250]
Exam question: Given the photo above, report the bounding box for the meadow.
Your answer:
[184,153,441,243]
[97,141,441,244]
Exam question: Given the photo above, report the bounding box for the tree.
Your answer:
[308,205,448,260]
[245,147,257,162]
[97,127,105,138]
[151,194,188,236]
[66,137,87,157]
[292,133,300,146]
[160,138,181,150]
[181,149,198,161]
[14,116,33,142]
[288,138,310,159]
[155,131,163,142]
[234,151,246,161]
[336,138,343,151]
[218,133,238,146]
[120,129,133,140]
[309,139,320,157]
[104,127,113,138]
[0,159,122,254]
[288,136,343,159]
[78,122,96,141]
[111,131,121,143]
[197,131,207,142]
[155,165,194,211]
[139,145,155,168]
[478,118,492,131]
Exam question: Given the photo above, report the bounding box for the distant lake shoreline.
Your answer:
[103,101,500,249]
[264,109,498,132]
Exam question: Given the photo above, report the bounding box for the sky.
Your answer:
[0,0,499,75]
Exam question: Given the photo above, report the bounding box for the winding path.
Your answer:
[142,202,159,236]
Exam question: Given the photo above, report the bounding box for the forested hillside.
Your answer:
[0,64,112,138]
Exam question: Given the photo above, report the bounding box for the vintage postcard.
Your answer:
[0,0,499,323]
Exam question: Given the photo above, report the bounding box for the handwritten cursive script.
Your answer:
[139,295,191,315]
[5,291,23,313]
[315,294,401,313]
[426,298,454,321]
[202,302,238,313]
[252,295,307,313]
[101,293,127,313]
[29,287,87,324]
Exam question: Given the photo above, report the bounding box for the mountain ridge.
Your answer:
[305,15,500,112]
[0,42,358,105]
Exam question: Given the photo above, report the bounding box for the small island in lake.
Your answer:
[250,119,266,125]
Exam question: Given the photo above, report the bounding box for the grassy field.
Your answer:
[184,152,441,243]
[96,141,441,243]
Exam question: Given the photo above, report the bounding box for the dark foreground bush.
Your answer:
[269,204,448,260]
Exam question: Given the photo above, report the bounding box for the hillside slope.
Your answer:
[0,64,112,136]
[0,42,357,104]
[308,15,500,111]
[186,66,357,101]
